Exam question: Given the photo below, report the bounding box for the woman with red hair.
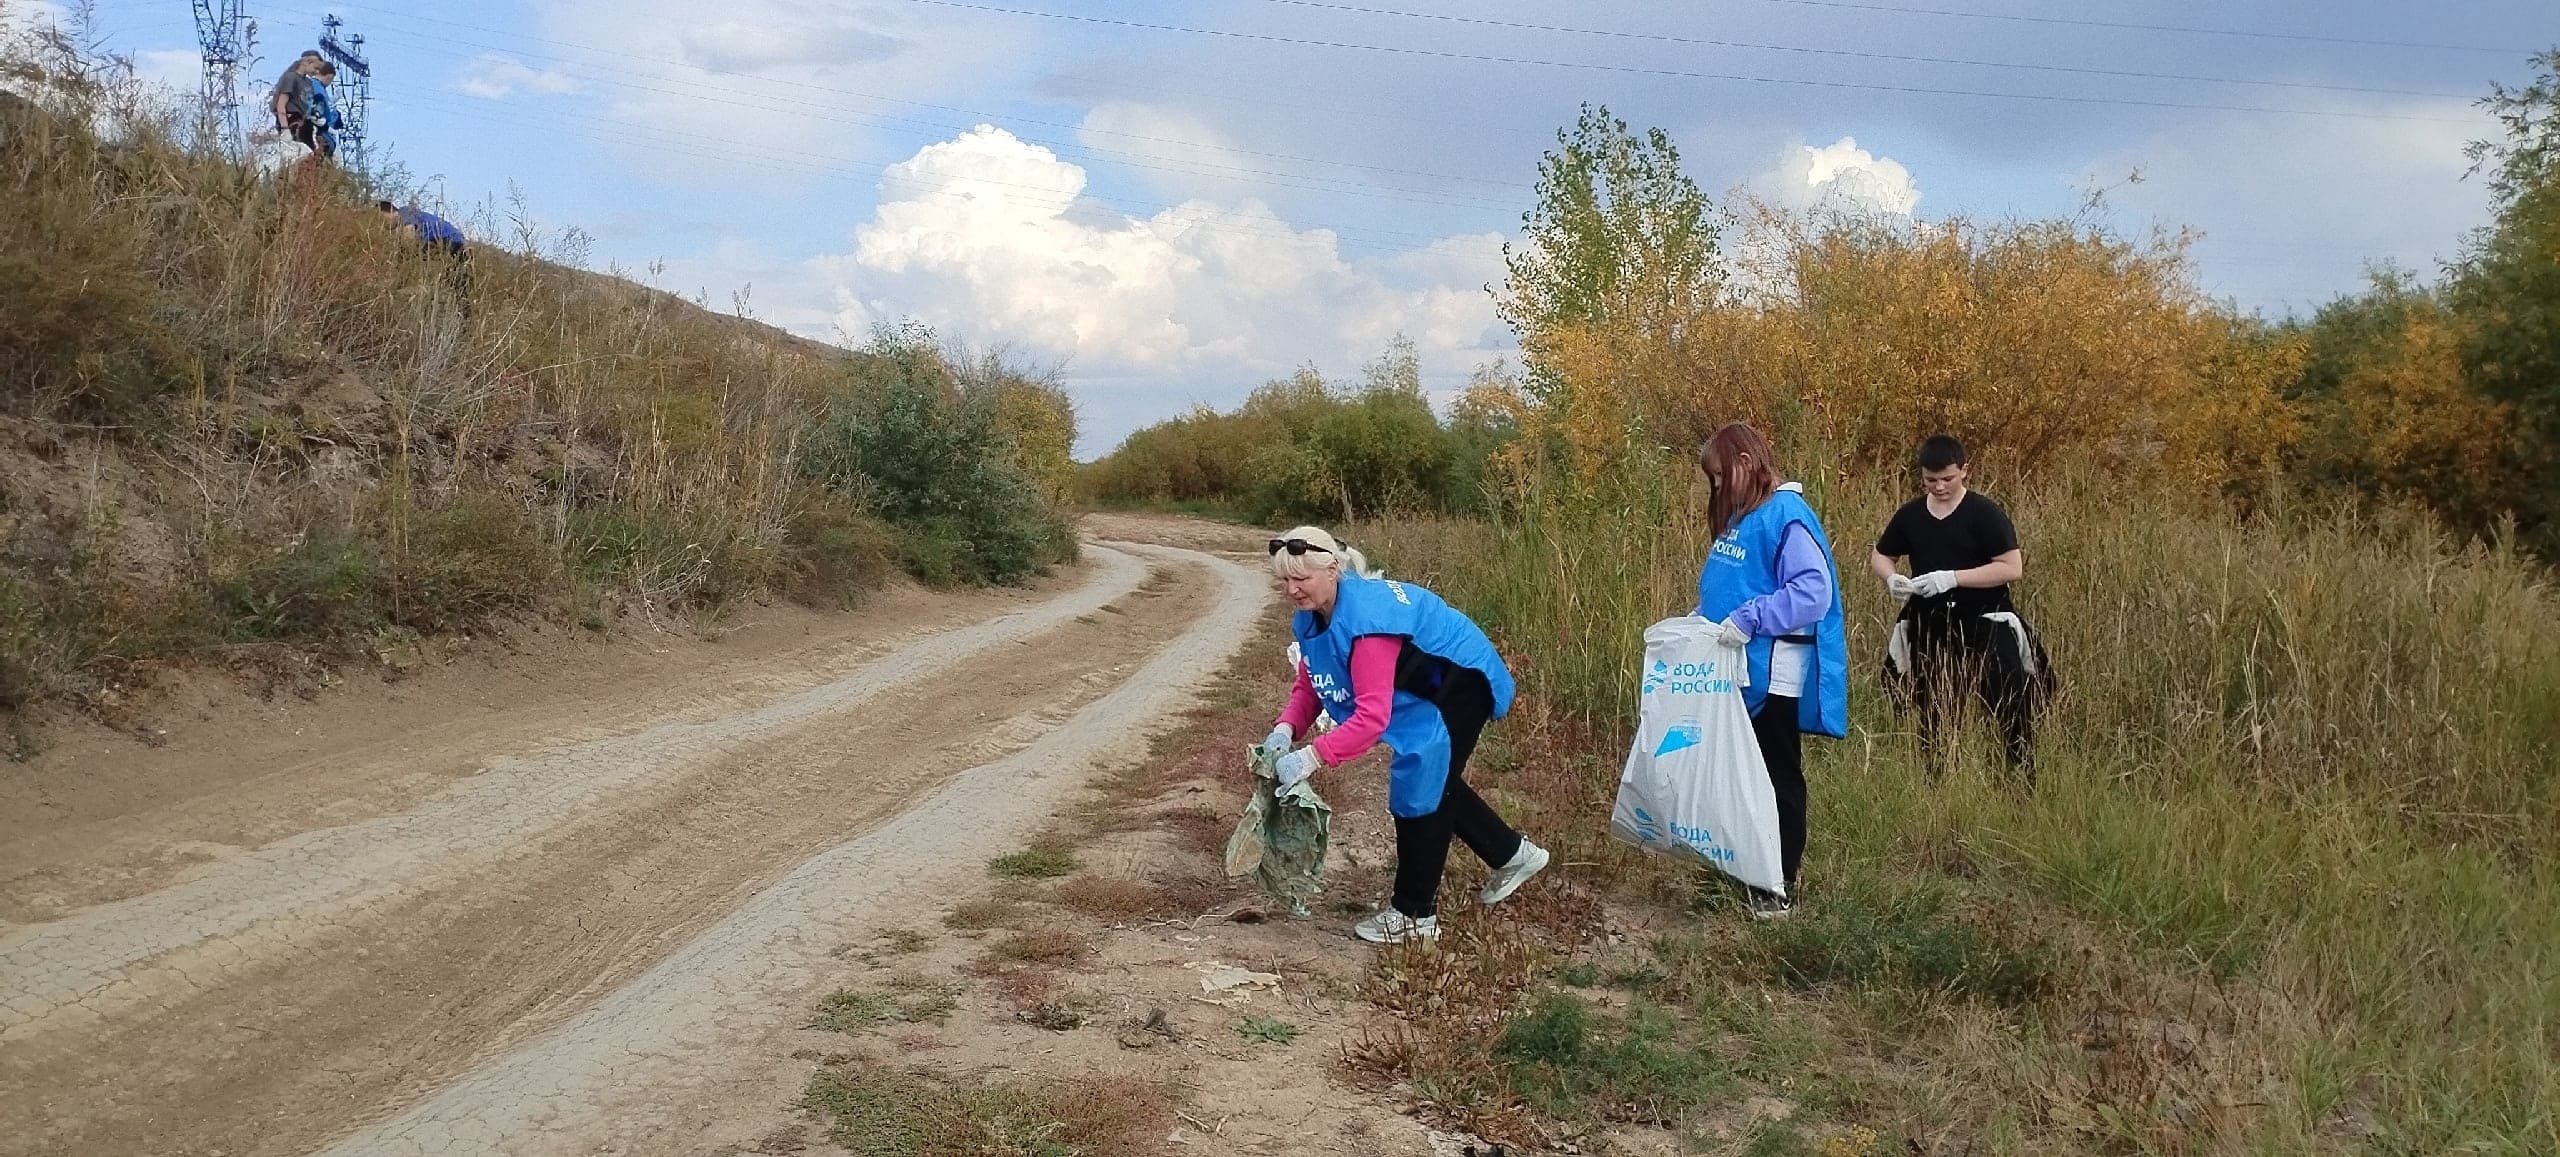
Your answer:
[1693,423,1849,917]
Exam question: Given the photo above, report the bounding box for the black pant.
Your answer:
[1390,669,1524,919]
[1909,615,2038,779]
[1750,693,1807,891]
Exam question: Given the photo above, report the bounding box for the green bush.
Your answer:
[781,497,898,608]
[1081,338,1512,522]
[801,330,1075,587]
[388,497,555,631]
[216,531,387,643]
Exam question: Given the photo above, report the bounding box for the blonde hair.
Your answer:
[1268,525,1382,582]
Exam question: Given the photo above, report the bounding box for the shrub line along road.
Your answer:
[0,533,1267,1156]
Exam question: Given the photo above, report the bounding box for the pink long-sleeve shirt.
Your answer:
[1277,635,1401,766]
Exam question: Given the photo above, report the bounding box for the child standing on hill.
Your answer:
[1868,435,2051,783]
[270,52,339,163]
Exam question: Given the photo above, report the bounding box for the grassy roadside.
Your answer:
[766,492,2552,1154]
[776,604,1305,1154]
[1345,473,2559,1154]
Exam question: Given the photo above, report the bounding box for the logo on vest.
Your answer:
[1383,580,1413,606]
[1309,670,1352,704]
[1712,536,1748,563]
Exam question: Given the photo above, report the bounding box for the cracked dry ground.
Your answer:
[1,518,1267,1156]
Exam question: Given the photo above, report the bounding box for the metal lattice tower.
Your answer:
[190,0,249,153]
[318,13,372,169]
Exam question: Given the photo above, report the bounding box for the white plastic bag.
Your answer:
[1610,617,1787,896]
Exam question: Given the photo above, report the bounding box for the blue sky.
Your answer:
[65,0,2560,455]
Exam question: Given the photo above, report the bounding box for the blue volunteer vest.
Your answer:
[1294,573,1514,818]
[404,209,465,248]
[305,78,341,146]
[1695,486,1850,738]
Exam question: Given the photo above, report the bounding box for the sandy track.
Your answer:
[0,535,1268,1156]
[321,541,1267,1155]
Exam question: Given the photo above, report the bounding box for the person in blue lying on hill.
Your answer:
[1693,422,1849,919]
[379,201,475,307]
[1256,526,1550,944]
[1868,434,2051,784]
[379,200,468,256]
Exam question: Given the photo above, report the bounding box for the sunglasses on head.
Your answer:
[1268,538,1334,557]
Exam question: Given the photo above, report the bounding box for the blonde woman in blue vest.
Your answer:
[1257,527,1550,944]
[1693,423,1850,918]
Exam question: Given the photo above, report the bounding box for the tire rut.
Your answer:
[318,541,1267,1156]
[1,542,1257,1157]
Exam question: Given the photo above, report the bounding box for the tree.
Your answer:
[2286,271,2519,530]
[2447,48,2560,538]
[1499,104,1718,406]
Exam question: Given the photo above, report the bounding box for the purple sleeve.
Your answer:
[1728,524,1835,637]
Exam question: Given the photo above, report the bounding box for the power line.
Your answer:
[270,2,1534,197]
[374,75,1483,252]
[1733,0,2518,56]
[897,0,2485,125]
[1237,0,2480,100]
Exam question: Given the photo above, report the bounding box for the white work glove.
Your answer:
[1714,617,1751,648]
[1909,570,1959,598]
[1257,723,1294,762]
[1274,746,1322,788]
[1886,573,1915,601]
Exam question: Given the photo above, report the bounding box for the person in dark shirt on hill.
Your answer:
[1868,435,2051,783]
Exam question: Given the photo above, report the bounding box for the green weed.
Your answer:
[1236,1016,1300,1045]
[988,845,1079,879]
[807,977,960,1033]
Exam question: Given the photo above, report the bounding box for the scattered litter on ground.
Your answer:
[1183,960,1280,1005]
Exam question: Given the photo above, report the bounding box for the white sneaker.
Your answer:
[1353,909,1440,944]
[1478,840,1551,906]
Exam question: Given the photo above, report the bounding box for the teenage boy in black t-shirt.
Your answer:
[1868,435,2045,781]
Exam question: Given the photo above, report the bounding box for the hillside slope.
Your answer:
[0,50,1076,743]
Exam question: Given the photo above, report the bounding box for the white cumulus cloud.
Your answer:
[1074,101,1270,201]
[829,125,1505,380]
[1760,136,1922,216]
[454,55,582,100]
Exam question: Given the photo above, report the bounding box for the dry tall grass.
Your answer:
[1360,463,2559,1151]
[0,29,1075,725]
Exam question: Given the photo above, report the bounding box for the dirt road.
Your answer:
[0,525,1267,1156]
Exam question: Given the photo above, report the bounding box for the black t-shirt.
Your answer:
[1876,490,2018,619]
